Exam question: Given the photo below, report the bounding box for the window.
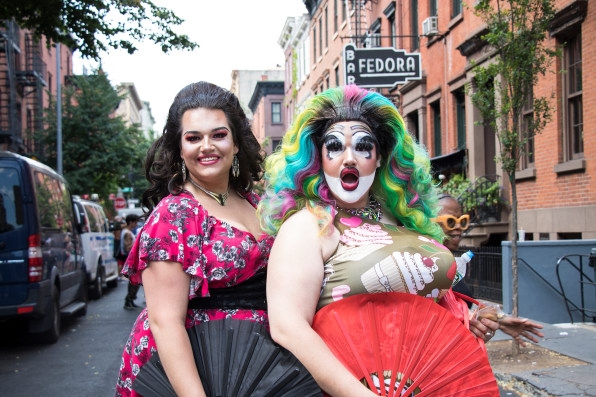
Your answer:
[319,17,323,57]
[367,19,381,48]
[431,101,442,156]
[325,7,329,48]
[342,0,347,23]
[271,102,282,124]
[271,139,282,151]
[335,65,340,86]
[564,33,583,160]
[388,13,396,48]
[313,26,317,61]
[519,90,535,169]
[454,90,466,149]
[334,0,338,33]
[430,0,438,16]
[411,0,419,50]
[452,0,462,17]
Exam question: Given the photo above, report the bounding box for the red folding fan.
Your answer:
[311,292,499,397]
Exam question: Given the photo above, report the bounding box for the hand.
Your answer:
[499,316,544,346]
[468,317,500,343]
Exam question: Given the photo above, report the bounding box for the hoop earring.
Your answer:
[232,155,240,178]
[181,161,187,182]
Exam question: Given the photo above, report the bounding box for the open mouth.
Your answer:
[340,168,360,191]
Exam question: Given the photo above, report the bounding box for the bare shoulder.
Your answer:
[278,208,339,261]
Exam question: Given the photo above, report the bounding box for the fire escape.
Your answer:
[0,20,47,154]
[346,0,380,49]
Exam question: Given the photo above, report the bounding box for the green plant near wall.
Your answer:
[441,174,507,215]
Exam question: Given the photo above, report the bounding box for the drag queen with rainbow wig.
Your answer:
[256,85,479,396]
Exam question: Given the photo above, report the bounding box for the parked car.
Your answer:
[73,196,118,299]
[0,151,87,343]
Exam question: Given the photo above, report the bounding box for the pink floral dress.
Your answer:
[114,191,274,397]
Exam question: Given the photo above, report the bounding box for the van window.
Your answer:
[32,170,73,232]
[85,204,100,232]
[0,165,23,233]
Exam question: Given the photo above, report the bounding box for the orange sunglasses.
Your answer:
[433,214,470,231]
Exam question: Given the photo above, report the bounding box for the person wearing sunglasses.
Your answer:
[437,193,544,346]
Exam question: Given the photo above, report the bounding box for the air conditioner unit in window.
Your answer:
[422,16,439,36]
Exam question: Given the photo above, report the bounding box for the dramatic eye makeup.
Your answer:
[322,124,376,160]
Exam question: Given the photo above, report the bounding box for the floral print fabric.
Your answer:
[115,191,274,397]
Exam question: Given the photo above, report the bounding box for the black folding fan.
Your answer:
[133,318,321,397]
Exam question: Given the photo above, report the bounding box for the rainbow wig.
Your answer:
[257,85,444,241]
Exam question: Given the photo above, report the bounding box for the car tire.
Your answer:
[39,288,61,344]
[89,266,103,300]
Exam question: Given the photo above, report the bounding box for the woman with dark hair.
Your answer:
[257,85,488,396]
[115,82,274,396]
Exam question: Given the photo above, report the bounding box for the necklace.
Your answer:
[188,178,229,206]
[336,194,383,222]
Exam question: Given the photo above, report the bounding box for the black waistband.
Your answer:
[188,270,267,311]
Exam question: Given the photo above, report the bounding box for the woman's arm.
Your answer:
[267,210,378,397]
[142,260,206,397]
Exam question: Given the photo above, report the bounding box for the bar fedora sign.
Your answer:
[343,43,422,88]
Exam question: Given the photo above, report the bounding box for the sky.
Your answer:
[74,0,307,131]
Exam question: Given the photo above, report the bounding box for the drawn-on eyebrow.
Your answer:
[350,123,372,133]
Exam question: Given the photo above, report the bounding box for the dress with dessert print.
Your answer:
[317,209,457,311]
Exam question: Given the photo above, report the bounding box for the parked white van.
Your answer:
[73,197,118,299]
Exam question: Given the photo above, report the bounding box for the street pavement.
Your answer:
[490,321,596,396]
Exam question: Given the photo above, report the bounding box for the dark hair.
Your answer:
[125,214,139,224]
[141,81,265,210]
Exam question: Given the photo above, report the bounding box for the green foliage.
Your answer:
[38,69,152,204]
[0,0,198,59]
[441,174,506,215]
[469,0,558,176]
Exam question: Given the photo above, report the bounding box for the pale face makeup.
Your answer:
[322,121,380,207]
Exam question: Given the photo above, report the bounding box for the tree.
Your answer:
[469,0,558,352]
[0,0,198,59]
[39,70,151,204]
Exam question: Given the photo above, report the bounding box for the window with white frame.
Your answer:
[271,102,282,124]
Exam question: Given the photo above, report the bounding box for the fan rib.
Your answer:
[229,332,260,396]
[262,368,301,397]
[331,310,378,390]
[366,300,386,396]
[395,312,438,394]
[388,300,410,397]
[398,333,462,397]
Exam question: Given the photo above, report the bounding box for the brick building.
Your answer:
[0,21,73,156]
[280,0,594,242]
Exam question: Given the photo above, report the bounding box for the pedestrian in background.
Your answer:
[120,214,140,310]
[436,193,544,345]
[115,81,275,397]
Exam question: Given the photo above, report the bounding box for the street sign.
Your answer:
[343,43,422,88]
[114,197,126,210]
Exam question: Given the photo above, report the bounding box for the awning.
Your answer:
[430,148,466,177]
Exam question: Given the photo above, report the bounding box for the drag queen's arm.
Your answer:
[267,209,378,397]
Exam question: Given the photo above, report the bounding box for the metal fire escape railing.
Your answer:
[346,0,379,48]
[0,20,21,147]
[0,21,47,153]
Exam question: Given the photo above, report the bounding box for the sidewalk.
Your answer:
[487,322,596,397]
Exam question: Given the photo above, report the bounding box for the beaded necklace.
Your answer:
[336,195,383,222]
